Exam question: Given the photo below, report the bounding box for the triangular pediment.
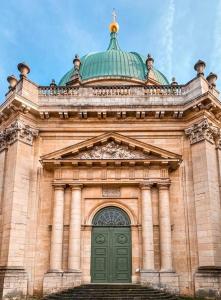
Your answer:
[41,132,181,165]
[63,140,158,160]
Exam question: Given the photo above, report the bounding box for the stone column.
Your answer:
[68,184,82,271]
[141,183,155,270]
[158,182,173,271]
[50,184,65,271]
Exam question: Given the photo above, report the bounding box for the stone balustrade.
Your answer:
[144,85,184,96]
[39,86,79,96]
[38,84,185,97]
[92,86,131,96]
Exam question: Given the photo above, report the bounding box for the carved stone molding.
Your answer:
[0,131,7,152]
[216,139,221,150]
[140,182,153,189]
[157,182,171,190]
[185,118,220,145]
[0,120,38,151]
[67,140,155,160]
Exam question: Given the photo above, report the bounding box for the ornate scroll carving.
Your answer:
[0,120,38,151]
[68,140,153,160]
[185,118,220,145]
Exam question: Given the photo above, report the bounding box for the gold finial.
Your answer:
[109,8,119,33]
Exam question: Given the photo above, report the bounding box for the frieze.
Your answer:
[67,140,154,160]
[102,187,121,197]
[185,118,220,145]
[0,120,38,151]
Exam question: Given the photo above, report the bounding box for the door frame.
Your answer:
[90,206,132,283]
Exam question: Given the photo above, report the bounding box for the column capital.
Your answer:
[0,120,38,147]
[52,183,66,190]
[157,182,170,190]
[140,182,153,190]
[185,118,220,145]
[69,184,83,190]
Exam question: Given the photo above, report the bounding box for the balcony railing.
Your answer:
[143,85,184,95]
[38,85,185,97]
[39,86,79,96]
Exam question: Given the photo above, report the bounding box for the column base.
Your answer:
[195,267,221,299]
[140,271,160,289]
[140,271,179,294]
[43,271,82,296]
[0,267,28,300]
[67,269,81,273]
[159,271,179,294]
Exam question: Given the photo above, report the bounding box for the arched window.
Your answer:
[92,206,130,226]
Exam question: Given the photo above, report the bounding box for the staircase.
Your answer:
[43,284,181,300]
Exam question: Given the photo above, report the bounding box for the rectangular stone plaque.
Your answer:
[102,187,121,198]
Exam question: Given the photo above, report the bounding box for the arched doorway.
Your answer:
[91,206,132,283]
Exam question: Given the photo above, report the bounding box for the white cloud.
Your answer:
[159,0,175,81]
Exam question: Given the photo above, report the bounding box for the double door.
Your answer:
[91,226,131,283]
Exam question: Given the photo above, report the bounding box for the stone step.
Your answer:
[46,294,175,298]
[45,294,178,300]
[43,284,180,300]
[53,291,173,296]
[60,288,158,292]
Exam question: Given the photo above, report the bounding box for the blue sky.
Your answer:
[0,0,221,102]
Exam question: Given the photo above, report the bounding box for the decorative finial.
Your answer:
[17,62,30,78]
[73,54,81,71]
[50,79,57,88]
[109,9,119,33]
[171,77,178,86]
[146,54,154,70]
[7,75,18,90]
[206,72,218,88]
[194,59,206,77]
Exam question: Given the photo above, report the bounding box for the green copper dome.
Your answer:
[59,32,169,85]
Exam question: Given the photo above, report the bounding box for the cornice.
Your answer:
[0,85,220,126]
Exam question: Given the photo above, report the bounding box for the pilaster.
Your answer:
[185,118,221,267]
[158,182,173,272]
[0,120,38,299]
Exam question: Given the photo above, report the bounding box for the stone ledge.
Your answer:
[0,268,28,300]
[140,271,179,295]
[43,271,82,296]
[195,270,221,299]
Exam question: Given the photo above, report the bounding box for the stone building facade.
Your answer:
[0,18,221,299]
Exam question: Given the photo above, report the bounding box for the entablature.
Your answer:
[0,75,220,127]
[40,132,182,172]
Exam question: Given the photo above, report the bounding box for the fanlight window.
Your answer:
[92,206,130,226]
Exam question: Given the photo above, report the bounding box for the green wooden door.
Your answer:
[91,227,131,283]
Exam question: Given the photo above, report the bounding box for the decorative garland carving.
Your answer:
[0,120,38,151]
[185,118,220,145]
[68,140,154,160]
